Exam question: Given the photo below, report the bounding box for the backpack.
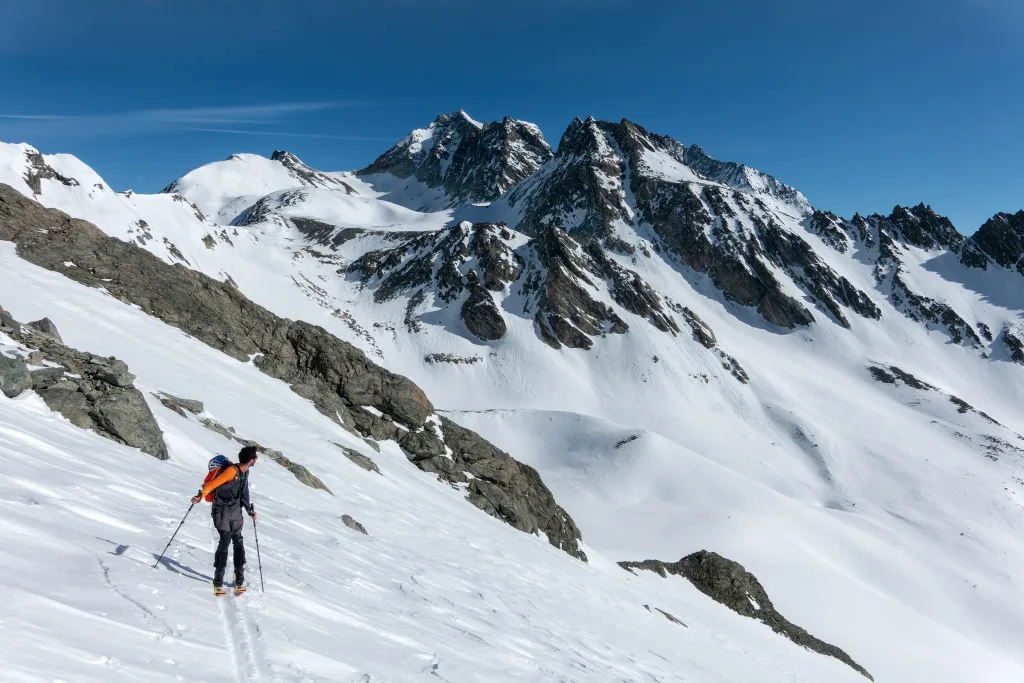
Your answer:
[202,455,232,502]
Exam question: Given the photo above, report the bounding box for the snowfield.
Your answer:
[1,248,868,683]
[1,127,1024,683]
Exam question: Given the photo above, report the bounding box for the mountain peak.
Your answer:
[359,113,551,207]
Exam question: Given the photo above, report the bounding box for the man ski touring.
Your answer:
[191,445,258,595]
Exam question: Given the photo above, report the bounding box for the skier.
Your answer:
[191,445,259,594]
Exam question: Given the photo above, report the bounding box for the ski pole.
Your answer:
[153,503,194,569]
[252,511,265,592]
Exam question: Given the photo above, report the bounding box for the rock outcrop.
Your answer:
[961,210,1024,275]
[360,111,552,208]
[2,311,167,458]
[0,352,32,398]
[0,184,585,560]
[341,514,368,535]
[335,443,381,474]
[620,551,872,680]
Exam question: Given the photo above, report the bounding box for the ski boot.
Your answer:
[213,566,227,595]
[233,570,246,595]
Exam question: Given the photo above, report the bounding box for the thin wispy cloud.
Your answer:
[0,102,360,138]
[189,127,394,141]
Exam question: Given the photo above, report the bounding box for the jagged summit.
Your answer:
[359,110,551,208]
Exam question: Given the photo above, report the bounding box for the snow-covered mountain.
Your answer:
[1,109,1023,683]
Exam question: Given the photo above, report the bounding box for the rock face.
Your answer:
[1003,324,1024,364]
[23,149,79,195]
[0,352,32,398]
[349,221,523,340]
[349,219,675,350]
[500,117,879,331]
[0,184,585,560]
[1,310,167,459]
[620,552,872,680]
[962,210,1024,275]
[360,111,552,208]
[808,206,985,347]
[419,416,587,561]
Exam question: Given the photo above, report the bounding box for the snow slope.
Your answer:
[0,246,869,683]
[2,124,1024,683]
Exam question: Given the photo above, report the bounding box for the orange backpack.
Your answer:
[202,455,232,502]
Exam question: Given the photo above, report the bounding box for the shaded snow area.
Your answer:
[0,253,864,683]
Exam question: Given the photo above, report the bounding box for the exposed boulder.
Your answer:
[621,551,872,680]
[25,317,62,344]
[156,392,204,417]
[0,304,20,333]
[0,352,32,398]
[335,443,381,474]
[263,448,331,493]
[341,514,368,535]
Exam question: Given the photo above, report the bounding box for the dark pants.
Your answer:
[212,504,245,579]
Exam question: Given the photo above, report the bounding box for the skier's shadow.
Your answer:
[95,537,212,583]
[153,555,213,583]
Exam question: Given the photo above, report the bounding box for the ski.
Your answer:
[214,585,227,596]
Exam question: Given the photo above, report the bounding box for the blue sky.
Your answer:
[1,0,1021,232]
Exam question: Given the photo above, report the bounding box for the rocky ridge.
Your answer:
[620,551,873,680]
[360,111,552,208]
[0,184,586,560]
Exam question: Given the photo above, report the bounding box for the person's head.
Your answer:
[238,445,259,470]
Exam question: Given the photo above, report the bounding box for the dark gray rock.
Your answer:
[25,317,62,344]
[341,514,368,535]
[0,306,167,458]
[0,185,585,560]
[962,210,1024,275]
[359,112,552,208]
[1003,326,1024,364]
[335,443,381,474]
[460,276,506,341]
[30,366,66,389]
[438,416,586,561]
[0,353,32,398]
[157,392,204,417]
[264,448,332,493]
[90,358,135,387]
[527,226,629,350]
[621,552,872,680]
[200,417,237,440]
[23,149,79,195]
[0,304,20,333]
